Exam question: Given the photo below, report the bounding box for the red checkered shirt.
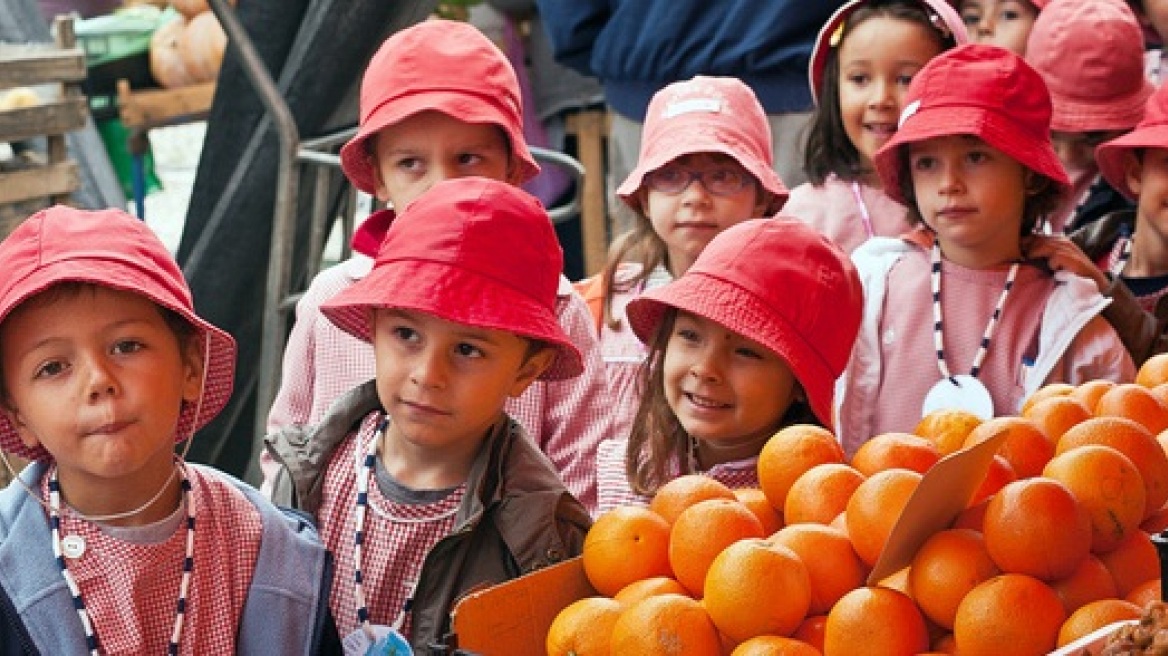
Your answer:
[263,257,609,513]
[594,438,760,513]
[316,413,465,639]
[43,465,261,654]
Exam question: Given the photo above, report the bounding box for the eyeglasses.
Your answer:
[643,166,756,196]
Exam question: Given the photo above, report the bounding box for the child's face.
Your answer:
[837,15,944,173]
[1051,131,1126,184]
[662,311,798,459]
[958,0,1040,55]
[371,110,512,211]
[370,308,551,460]
[909,134,1029,267]
[642,153,767,276]
[0,286,202,485]
[1127,148,1168,236]
[1141,0,1168,44]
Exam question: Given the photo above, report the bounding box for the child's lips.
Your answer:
[86,420,131,436]
[399,399,450,416]
[865,122,897,137]
[684,392,732,410]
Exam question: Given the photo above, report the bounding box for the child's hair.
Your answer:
[805,0,966,185]
[0,206,237,462]
[873,44,1072,232]
[599,75,789,329]
[620,218,864,496]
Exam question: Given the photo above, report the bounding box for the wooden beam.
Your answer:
[0,97,88,142]
[0,161,79,205]
[0,45,86,86]
[117,80,216,129]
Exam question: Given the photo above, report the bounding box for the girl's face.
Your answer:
[1051,130,1126,185]
[909,134,1029,268]
[958,0,1040,55]
[663,311,798,464]
[643,153,767,277]
[0,286,202,494]
[1127,148,1168,243]
[837,16,945,177]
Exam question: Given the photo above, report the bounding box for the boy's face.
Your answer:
[371,110,512,211]
[642,152,767,276]
[958,0,1040,55]
[908,134,1029,267]
[1127,148,1168,236]
[1051,130,1126,184]
[370,308,551,463]
[837,15,944,171]
[0,285,201,487]
[662,311,798,463]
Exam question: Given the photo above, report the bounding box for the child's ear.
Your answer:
[1124,152,1146,197]
[508,347,556,398]
[1,404,41,451]
[181,340,205,404]
[753,188,771,217]
[1023,171,1048,196]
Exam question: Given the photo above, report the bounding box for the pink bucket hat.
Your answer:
[810,0,969,104]
[1025,0,1152,133]
[874,44,1071,206]
[338,19,539,195]
[321,177,582,380]
[626,218,863,429]
[0,206,236,461]
[615,75,789,215]
[1096,86,1168,200]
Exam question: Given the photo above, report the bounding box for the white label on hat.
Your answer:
[899,100,921,128]
[664,97,723,118]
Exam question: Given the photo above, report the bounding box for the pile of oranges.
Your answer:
[546,354,1168,656]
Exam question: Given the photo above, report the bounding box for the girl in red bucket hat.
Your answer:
[594,218,864,511]
[950,0,1048,55]
[267,178,591,653]
[786,0,967,256]
[0,207,340,654]
[575,75,789,445]
[837,44,1135,455]
[263,19,611,516]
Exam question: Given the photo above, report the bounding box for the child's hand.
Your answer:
[1023,235,1109,293]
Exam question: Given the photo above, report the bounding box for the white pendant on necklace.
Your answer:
[922,374,994,420]
[61,534,86,559]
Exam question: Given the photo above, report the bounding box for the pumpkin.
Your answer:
[179,11,228,84]
[149,16,195,89]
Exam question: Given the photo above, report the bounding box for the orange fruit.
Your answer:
[1136,352,1168,387]
[1098,530,1160,598]
[1071,380,1117,413]
[668,499,765,597]
[546,596,624,656]
[612,576,690,606]
[791,615,827,652]
[1139,501,1168,533]
[931,632,958,654]
[982,478,1092,581]
[1049,554,1118,615]
[962,416,1055,479]
[582,505,673,596]
[908,529,1000,630]
[609,593,722,655]
[1056,416,1168,517]
[729,635,822,656]
[1125,578,1161,608]
[735,487,784,536]
[1056,598,1142,647]
[1021,382,1075,415]
[951,498,989,533]
[823,587,929,656]
[771,524,868,616]
[1094,383,1168,435]
[783,463,865,526]
[1151,382,1168,409]
[845,469,923,567]
[915,408,984,455]
[875,565,911,596]
[649,474,736,526]
[758,425,846,512]
[953,573,1066,656]
[703,538,811,643]
[968,455,1016,507]
[1022,395,1092,444]
[849,432,941,476]
[1042,445,1147,553]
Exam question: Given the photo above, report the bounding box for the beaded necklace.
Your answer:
[1110,237,1132,278]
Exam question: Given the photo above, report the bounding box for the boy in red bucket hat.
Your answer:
[950,0,1047,55]
[264,19,610,515]
[265,177,591,653]
[1025,0,1152,234]
[838,44,1134,454]
[0,207,340,654]
[594,218,864,510]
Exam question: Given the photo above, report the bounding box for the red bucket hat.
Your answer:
[1025,0,1152,133]
[0,206,236,461]
[810,0,969,104]
[1096,86,1168,200]
[625,218,863,429]
[338,19,539,195]
[874,44,1071,206]
[616,75,789,215]
[321,177,582,380]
